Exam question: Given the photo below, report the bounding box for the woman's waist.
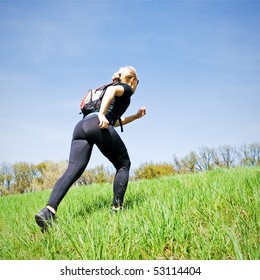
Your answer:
[83,112,99,120]
[83,112,114,125]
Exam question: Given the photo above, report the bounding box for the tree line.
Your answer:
[0,142,259,196]
[172,142,260,173]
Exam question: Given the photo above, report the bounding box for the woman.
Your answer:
[35,66,146,231]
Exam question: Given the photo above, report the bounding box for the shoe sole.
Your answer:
[35,214,48,232]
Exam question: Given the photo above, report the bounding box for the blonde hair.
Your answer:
[112,66,138,83]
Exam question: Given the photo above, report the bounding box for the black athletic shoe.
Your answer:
[35,207,56,232]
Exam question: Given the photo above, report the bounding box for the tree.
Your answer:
[0,162,12,189]
[172,152,199,173]
[77,165,113,185]
[197,146,218,171]
[34,160,68,190]
[183,151,199,173]
[240,142,260,166]
[12,162,35,193]
[218,145,239,168]
[0,162,13,195]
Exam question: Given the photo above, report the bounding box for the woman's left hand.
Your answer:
[136,107,146,119]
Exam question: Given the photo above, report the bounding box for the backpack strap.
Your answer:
[97,81,124,132]
[95,81,119,91]
[118,118,124,133]
[80,81,124,132]
[94,81,120,100]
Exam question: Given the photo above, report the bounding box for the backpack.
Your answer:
[79,81,124,132]
[80,81,118,116]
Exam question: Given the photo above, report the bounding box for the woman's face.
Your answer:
[131,77,139,94]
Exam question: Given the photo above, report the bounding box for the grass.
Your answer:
[0,166,259,260]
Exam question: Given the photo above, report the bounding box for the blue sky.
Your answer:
[0,0,259,169]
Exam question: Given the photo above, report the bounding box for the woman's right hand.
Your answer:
[98,113,109,129]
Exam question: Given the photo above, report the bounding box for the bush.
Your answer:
[133,162,175,180]
[33,160,68,190]
[77,165,113,185]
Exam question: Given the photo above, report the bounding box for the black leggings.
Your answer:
[47,115,131,211]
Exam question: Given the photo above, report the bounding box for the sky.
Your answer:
[0,0,259,170]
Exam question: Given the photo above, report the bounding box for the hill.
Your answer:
[0,166,259,260]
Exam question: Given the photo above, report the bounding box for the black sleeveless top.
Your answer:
[105,83,133,125]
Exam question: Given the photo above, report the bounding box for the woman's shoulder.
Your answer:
[118,83,133,96]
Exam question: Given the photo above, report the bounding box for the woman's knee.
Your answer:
[115,153,131,170]
[123,158,131,170]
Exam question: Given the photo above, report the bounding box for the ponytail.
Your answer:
[112,66,138,83]
[112,72,122,82]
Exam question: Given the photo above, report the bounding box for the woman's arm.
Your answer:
[114,107,146,127]
[98,85,124,129]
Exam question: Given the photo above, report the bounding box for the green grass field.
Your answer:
[0,166,259,260]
